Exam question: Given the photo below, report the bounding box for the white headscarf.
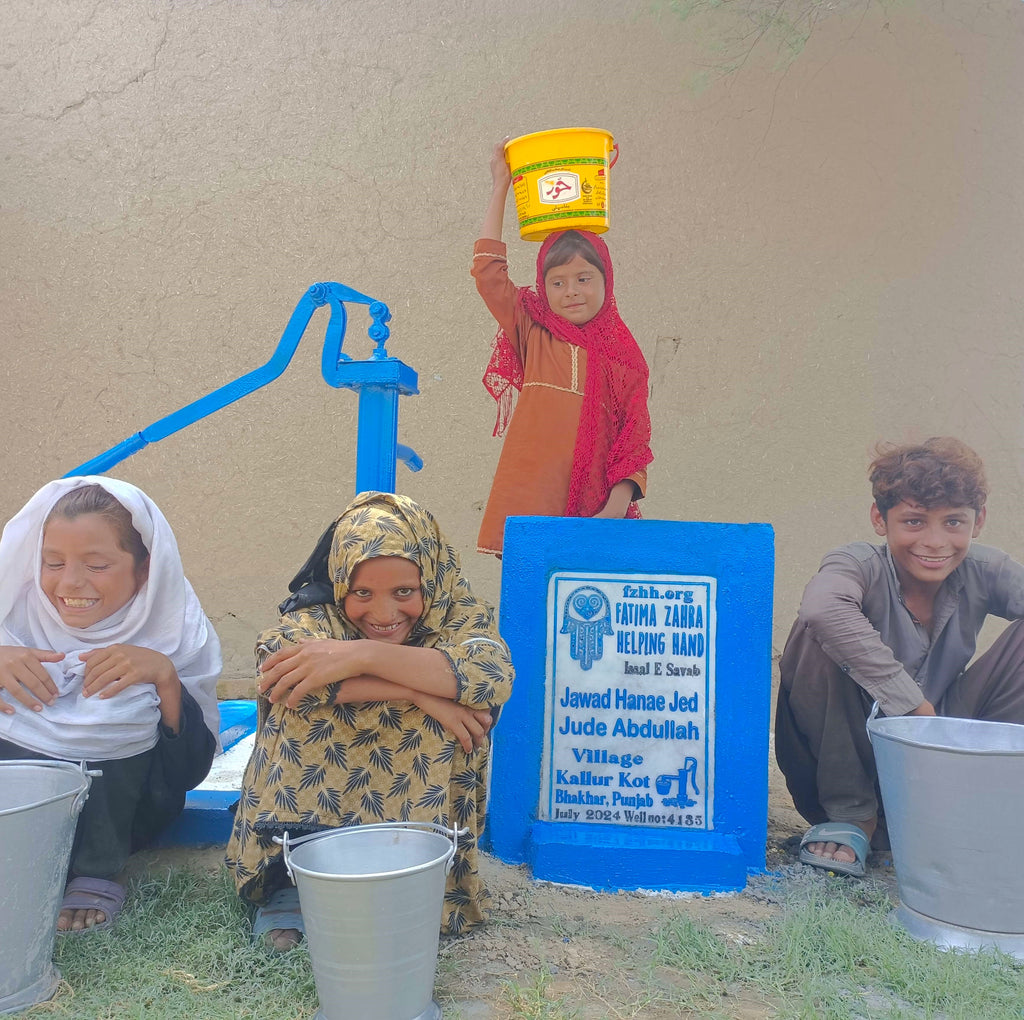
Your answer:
[0,476,221,760]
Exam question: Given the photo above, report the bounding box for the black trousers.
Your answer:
[0,690,216,879]
[0,738,169,878]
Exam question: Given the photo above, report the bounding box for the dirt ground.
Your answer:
[434,750,896,1019]
[132,731,896,1020]
[435,755,817,1020]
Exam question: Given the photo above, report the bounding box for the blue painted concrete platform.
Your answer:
[488,516,774,894]
[154,699,256,846]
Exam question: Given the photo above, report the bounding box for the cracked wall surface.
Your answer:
[2,0,1022,676]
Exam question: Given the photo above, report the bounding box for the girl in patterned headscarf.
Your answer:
[225,492,514,950]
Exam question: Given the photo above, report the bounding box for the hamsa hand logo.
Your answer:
[560,586,613,671]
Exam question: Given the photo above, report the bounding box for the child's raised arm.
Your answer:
[480,139,511,241]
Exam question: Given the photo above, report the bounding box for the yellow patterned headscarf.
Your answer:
[328,492,481,647]
[257,492,510,709]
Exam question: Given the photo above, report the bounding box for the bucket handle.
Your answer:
[609,143,619,169]
[865,701,881,744]
[276,822,471,883]
[0,759,99,820]
[73,764,102,815]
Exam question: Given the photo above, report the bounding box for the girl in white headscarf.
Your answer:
[0,477,221,932]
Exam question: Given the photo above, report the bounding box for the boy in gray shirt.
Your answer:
[776,437,1024,875]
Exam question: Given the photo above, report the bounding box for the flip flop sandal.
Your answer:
[58,876,126,934]
[252,885,305,952]
[798,821,869,878]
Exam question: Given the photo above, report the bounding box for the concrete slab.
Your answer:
[154,703,256,847]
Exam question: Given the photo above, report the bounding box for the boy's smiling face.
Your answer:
[871,500,986,592]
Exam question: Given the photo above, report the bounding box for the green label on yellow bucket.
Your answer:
[519,208,610,228]
[506,128,614,241]
[514,156,607,176]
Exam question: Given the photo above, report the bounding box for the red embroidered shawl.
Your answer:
[482,231,653,518]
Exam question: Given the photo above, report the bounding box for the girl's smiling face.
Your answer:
[41,513,148,628]
[544,254,606,326]
[343,556,424,644]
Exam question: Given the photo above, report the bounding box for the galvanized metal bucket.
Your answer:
[0,760,94,1014]
[867,710,1024,957]
[279,822,465,1020]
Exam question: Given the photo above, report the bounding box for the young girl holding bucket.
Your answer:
[225,492,513,951]
[0,477,221,932]
[473,140,653,556]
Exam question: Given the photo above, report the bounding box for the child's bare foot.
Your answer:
[804,817,875,864]
[254,886,304,952]
[57,876,125,932]
[265,927,303,952]
[58,905,107,931]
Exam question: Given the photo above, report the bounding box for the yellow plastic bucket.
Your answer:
[505,128,618,242]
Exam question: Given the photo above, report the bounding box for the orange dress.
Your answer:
[472,239,647,555]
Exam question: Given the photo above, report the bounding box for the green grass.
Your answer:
[649,877,1024,1020]
[40,869,317,1019]
[501,970,578,1020]
[26,863,1024,1020]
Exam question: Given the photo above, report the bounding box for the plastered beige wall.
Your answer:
[2,1,1022,679]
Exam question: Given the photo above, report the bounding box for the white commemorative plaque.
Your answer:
[539,571,716,830]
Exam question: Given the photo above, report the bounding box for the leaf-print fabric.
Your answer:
[224,493,514,934]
